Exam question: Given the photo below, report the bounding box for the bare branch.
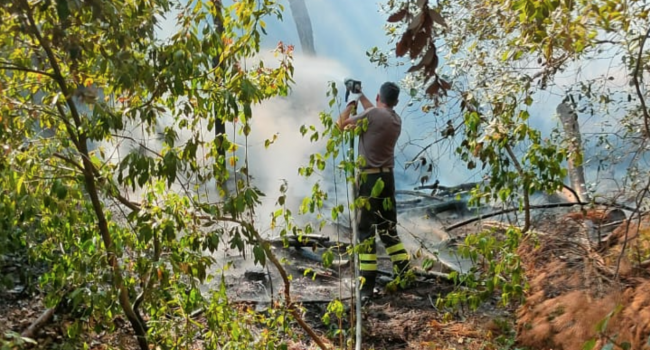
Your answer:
[395,189,444,201]
[21,307,56,339]
[53,152,83,172]
[632,27,650,137]
[445,200,638,232]
[405,121,463,170]
[0,62,56,78]
[110,133,163,157]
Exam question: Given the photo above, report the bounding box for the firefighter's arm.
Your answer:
[359,93,374,110]
[337,102,358,130]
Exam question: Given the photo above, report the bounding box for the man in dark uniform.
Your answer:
[337,81,411,299]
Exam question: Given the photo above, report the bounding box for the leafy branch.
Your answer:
[20,2,149,348]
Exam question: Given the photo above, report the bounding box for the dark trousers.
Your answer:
[356,171,410,293]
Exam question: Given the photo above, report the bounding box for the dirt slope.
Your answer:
[516,210,650,350]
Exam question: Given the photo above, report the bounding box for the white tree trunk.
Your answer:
[557,101,590,202]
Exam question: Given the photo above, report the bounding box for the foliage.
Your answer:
[383,0,650,209]
[321,298,348,342]
[0,0,312,348]
[437,227,528,312]
[0,157,45,291]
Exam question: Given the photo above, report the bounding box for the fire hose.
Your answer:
[343,78,363,350]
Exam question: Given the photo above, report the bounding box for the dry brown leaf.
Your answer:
[422,62,438,82]
[426,81,440,96]
[428,319,444,329]
[395,31,412,57]
[387,7,408,23]
[409,46,438,73]
[421,45,436,66]
[430,54,439,74]
[410,30,428,59]
[407,62,423,73]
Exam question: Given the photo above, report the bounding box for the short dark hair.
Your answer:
[379,82,400,107]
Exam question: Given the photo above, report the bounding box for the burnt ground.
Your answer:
[300,279,517,350]
[4,201,648,350]
[0,252,515,350]
[0,213,517,350]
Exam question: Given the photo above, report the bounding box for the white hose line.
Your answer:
[346,104,363,350]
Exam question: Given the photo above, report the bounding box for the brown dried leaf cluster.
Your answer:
[516,212,650,350]
[388,0,450,100]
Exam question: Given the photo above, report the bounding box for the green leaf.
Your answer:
[422,258,434,270]
[321,249,334,268]
[582,337,596,349]
[370,178,384,197]
[55,0,70,21]
[16,175,25,195]
[52,180,67,200]
[253,245,266,266]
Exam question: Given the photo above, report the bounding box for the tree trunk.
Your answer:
[557,101,590,202]
[288,0,316,55]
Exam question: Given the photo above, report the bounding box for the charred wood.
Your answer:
[268,234,349,251]
[425,200,468,216]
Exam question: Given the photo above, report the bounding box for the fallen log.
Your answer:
[417,182,481,196]
[268,234,348,250]
[425,200,468,216]
[397,198,423,207]
[396,190,444,201]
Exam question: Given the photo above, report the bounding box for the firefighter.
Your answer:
[337,81,411,300]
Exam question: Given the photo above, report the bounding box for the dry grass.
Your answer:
[516,211,650,350]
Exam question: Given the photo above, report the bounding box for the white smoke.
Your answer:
[96,54,354,234]
[246,54,350,209]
